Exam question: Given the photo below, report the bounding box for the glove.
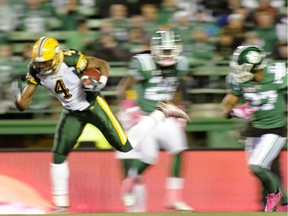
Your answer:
[83,77,106,92]
[11,79,22,102]
[230,102,256,119]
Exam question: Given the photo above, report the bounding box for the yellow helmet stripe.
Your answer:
[37,36,48,58]
[96,96,128,144]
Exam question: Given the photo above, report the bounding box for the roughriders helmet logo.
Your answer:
[246,51,261,64]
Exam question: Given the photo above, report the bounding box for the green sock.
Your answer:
[171,153,182,177]
[122,159,135,177]
[250,165,279,193]
[133,159,150,175]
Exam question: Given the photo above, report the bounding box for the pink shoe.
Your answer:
[277,204,288,212]
[264,191,282,212]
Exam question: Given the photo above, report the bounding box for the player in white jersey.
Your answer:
[222,45,287,212]
[10,36,191,213]
[116,31,193,212]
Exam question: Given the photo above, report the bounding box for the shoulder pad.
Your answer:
[176,55,189,71]
[133,54,156,71]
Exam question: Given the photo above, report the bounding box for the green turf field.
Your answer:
[22,212,287,216]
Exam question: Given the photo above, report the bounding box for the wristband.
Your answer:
[99,76,108,85]
[226,110,234,119]
[226,109,237,119]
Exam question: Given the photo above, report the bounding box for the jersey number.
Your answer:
[144,77,178,100]
[245,90,277,111]
[55,80,72,99]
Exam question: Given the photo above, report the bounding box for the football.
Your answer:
[81,68,101,86]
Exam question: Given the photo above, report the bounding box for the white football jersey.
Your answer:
[26,49,91,111]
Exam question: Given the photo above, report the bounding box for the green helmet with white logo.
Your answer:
[229,45,266,83]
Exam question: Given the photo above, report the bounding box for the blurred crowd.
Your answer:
[0,0,287,113]
[1,0,287,59]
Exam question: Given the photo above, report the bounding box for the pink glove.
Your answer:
[231,102,256,119]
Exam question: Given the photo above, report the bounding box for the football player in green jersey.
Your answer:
[116,31,193,212]
[222,45,287,212]
[10,36,191,213]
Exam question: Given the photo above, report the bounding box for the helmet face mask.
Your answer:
[32,37,61,75]
[230,45,266,83]
[34,59,59,75]
[150,31,183,66]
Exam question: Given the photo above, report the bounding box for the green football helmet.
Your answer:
[150,31,183,66]
[229,45,266,83]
